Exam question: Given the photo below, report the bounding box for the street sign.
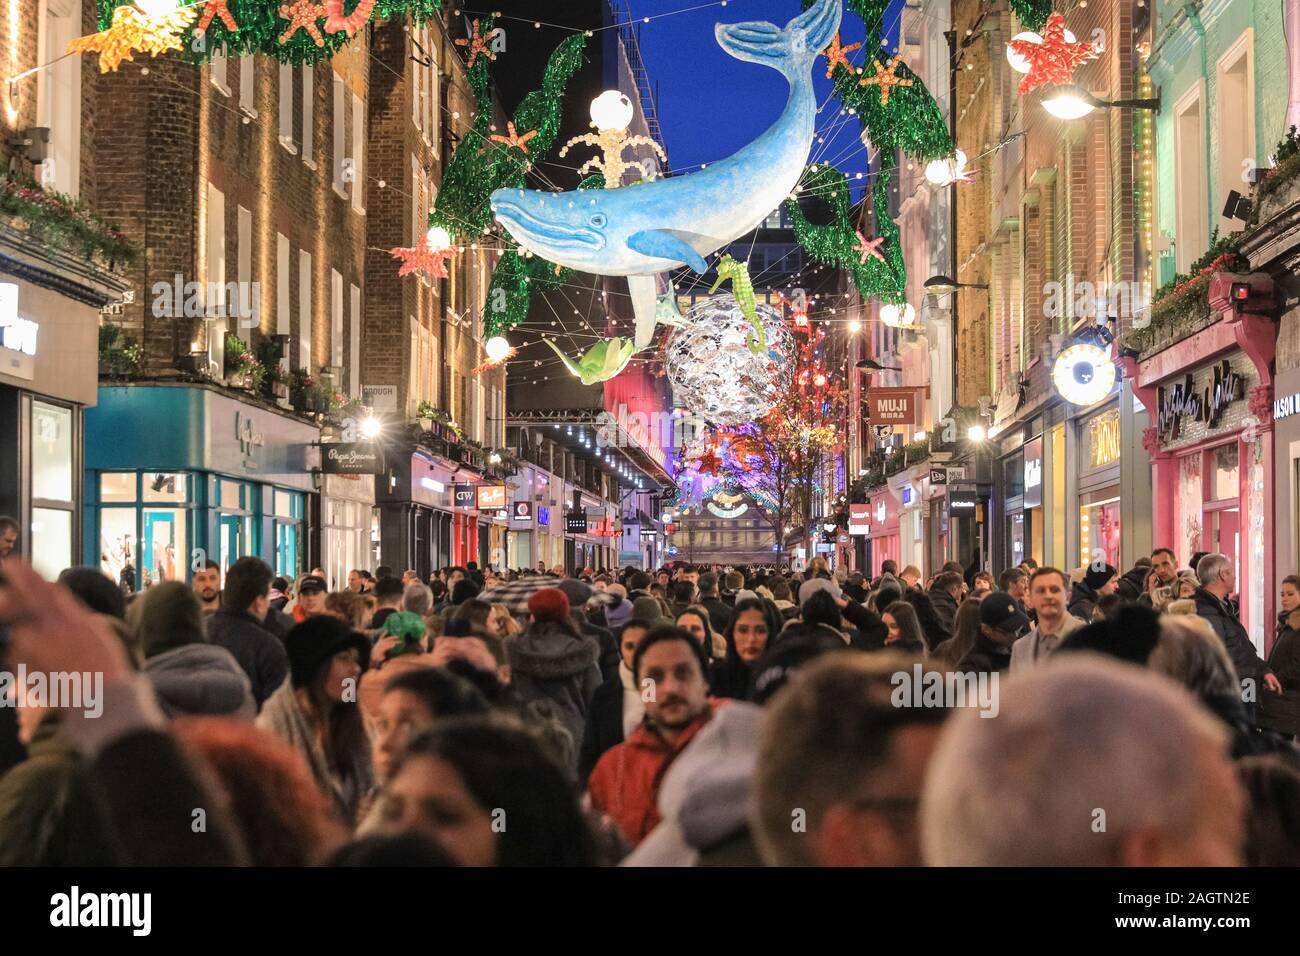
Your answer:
[867,387,920,425]
[565,512,588,534]
[512,501,532,520]
[452,484,475,507]
[476,484,506,509]
[848,503,871,534]
[320,442,384,475]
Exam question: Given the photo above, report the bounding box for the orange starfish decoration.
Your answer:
[821,32,861,79]
[1008,13,1098,95]
[490,121,538,155]
[858,55,913,106]
[455,18,497,68]
[194,0,238,38]
[852,230,886,264]
[323,0,375,36]
[390,236,454,279]
[68,4,198,73]
[278,0,327,47]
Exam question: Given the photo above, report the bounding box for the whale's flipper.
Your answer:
[627,229,709,273]
[715,0,841,80]
[545,338,586,381]
[628,275,660,349]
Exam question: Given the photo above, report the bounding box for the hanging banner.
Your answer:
[867,387,920,425]
[321,443,385,475]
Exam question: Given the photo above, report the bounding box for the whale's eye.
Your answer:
[590,213,607,228]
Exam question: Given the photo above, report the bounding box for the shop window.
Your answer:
[142,508,187,586]
[219,478,246,511]
[1080,493,1121,570]
[99,507,136,590]
[1211,443,1239,501]
[32,401,72,501]
[1003,451,1024,499]
[143,472,188,503]
[30,508,71,582]
[100,472,136,502]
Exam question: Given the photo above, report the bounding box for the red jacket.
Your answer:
[586,698,724,846]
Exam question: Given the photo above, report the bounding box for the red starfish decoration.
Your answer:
[490,121,538,155]
[1009,13,1098,96]
[278,0,326,46]
[390,236,454,279]
[852,230,886,264]
[456,18,497,68]
[194,0,237,38]
[821,32,861,78]
[693,447,723,476]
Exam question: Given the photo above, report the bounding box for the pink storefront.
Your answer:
[868,486,900,578]
[1120,275,1277,653]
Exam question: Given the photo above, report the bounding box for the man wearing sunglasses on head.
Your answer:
[1010,567,1086,671]
[956,591,1033,676]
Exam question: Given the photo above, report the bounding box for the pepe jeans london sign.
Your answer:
[1156,360,1244,442]
[321,443,383,475]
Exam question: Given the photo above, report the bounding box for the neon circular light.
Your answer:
[1052,342,1115,405]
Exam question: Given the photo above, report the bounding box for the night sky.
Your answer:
[627,0,905,200]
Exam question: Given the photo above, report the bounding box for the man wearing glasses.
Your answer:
[1009,567,1085,672]
[958,591,1032,675]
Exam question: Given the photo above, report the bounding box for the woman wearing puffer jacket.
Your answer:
[130,581,255,720]
[1260,575,1300,739]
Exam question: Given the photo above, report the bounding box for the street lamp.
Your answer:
[1041,84,1160,120]
[967,424,987,442]
[359,416,382,439]
[924,275,989,295]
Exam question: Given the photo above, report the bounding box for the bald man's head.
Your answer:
[920,655,1244,866]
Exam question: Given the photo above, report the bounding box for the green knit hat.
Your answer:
[129,581,205,659]
[382,611,428,659]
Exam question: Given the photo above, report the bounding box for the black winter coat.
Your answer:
[205,608,290,708]
[927,585,959,633]
[956,632,1013,675]
[1193,588,1269,712]
[1259,609,1300,737]
[1115,566,1149,603]
[578,675,626,786]
[1068,580,1100,622]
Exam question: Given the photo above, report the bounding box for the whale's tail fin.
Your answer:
[715,0,842,81]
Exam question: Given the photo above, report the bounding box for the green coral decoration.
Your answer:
[1008,0,1054,32]
[546,336,637,386]
[95,0,441,65]
[785,161,905,303]
[709,254,765,354]
[430,30,587,242]
[790,0,952,304]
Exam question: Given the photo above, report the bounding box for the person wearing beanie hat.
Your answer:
[1069,563,1119,622]
[632,594,668,625]
[505,588,602,780]
[604,583,634,631]
[357,611,436,728]
[58,566,126,620]
[130,582,255,720]
[257,616,374,825]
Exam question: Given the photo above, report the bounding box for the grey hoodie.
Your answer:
[144,643,256,720]
[505,621,601,773]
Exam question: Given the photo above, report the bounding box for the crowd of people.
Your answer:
[0,535,1298,866]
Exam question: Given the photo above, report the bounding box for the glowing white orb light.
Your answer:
[1052,342,1115,405]
[485,335,513,363]
[590,90,634,131]
[880,302,917,328]
[425,226,452,251]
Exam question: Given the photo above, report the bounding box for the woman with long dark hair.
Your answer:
[709,597,782,700]
[882,601,926,655]
[364,715,601,865]
[257,616,373,827]
[903,588,950,652]
[931,597,982,668]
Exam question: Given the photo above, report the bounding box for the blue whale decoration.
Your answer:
[489,0,842,348]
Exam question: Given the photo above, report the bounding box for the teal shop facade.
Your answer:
[84,384,319,591]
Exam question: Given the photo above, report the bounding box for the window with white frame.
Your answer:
[1216,31,1255,234]
[351,92,365,211]
[211,50,230,95]
[237,205,253,343]
[302,65,314,167]
[411,156,421,246]
[408,317,421,415]
[278,63,296,152]
[239,56,257,116]
[36,0,81,197]
[331,268,344,369]
[349,283,361,398]
[332,73,347,195]
[429,30,440,157]
[298,249,312,369]
[204,182,226,319]
[1174,82,1208,273]
[276,234,291,335]
[429,330,439,405]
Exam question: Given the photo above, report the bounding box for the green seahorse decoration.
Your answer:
[546,336,637,386]
[709,254,765,354]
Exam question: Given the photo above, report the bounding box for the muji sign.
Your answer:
[868,388,918,425]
